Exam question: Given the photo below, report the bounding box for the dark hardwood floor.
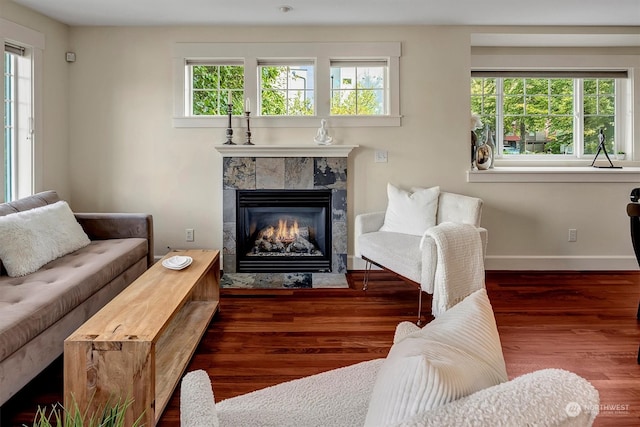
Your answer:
[2,270,640,426]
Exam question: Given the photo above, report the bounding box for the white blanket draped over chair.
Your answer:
[426,222,485,317]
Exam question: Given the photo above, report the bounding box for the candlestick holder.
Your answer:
[224,103,235,145]
[244,111,254,145]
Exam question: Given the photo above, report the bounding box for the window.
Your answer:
[259,61,314,116]
[584,78,615,155]
[2,19,43,202]
[330,61,387,116]
[4,42,33,202]
[172,42,401,128]
[188,62,244,115]
[4,49,16,201]
[471,72,627,159]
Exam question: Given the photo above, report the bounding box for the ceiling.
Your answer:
[10,0,640,27]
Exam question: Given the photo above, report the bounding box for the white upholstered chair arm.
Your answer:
[478,227,488,257]
[182,364,599,427]
[354,211,385,258]
[396,368,599,427]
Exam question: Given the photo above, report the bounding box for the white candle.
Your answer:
[228,91,233,105]
[245,98,251,113]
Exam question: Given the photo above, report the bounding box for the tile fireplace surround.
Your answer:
[216,145,357,288]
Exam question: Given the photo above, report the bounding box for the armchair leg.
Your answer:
[363,260,372,291]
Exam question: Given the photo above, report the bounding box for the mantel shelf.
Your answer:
[213,144,359,158]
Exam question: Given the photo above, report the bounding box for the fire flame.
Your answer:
[261,219,299,242]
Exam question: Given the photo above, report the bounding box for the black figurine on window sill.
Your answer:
[591,128,621,169]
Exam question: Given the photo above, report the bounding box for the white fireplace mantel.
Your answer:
[213,144,358,158]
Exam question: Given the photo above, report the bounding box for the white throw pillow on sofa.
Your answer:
[379,183,439,236]
[0,201,90,277]
[364,288,508,426]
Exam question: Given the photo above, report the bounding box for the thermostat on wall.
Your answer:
[65,52,76,62]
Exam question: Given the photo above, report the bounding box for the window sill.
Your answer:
[173,115,402,128]
[467,165,640,183]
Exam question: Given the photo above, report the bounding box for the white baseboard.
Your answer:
[484,255,638,271]
[349,255,639,271]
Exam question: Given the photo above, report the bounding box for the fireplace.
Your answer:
[237,189,332,273]
[217,149,356,288]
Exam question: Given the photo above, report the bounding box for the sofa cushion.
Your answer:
[358,231,422,283]
[0,190,61,276]
[364,288,508,426]
[0,238,148,361]
[379,183,439,236]
[0,201,90,277]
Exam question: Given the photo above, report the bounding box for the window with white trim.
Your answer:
[471,71,629,159]
[3,42,33,201]
[330,60,388,116]
[2,19,43,201]
[172,42,401,128]
[258,60,315,116]
[188,61,244,115]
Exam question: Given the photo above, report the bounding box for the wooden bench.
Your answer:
[64,249,220,426]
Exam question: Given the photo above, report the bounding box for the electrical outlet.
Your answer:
[374,150,388,163]
[186,228,194,242]
[568,228,577,242]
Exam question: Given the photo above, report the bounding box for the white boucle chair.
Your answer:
[181,364,599,427]
[354,191,488,324]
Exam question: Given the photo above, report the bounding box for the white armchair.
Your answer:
[355,190,488,324]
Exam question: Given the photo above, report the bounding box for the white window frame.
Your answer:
[471,50,639,169]
[330,59,390,116]
[187,60,245,116]
[1,18,44,201]
[172,42,401,128]
[471,74,627,160]
[257,59,316,116]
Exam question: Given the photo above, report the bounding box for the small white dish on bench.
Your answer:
[162,255,193,270]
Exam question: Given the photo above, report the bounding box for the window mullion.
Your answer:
[574,79,584,158]
[614,79,624,156]
[316,56,329,117]
[187,65,194,116]
[496,78,504,157]
[244,57,257,114]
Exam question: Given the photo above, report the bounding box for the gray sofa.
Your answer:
[0,191,153,405]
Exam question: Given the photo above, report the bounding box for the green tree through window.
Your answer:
[330,65,385,115]
[471,77,616,157]
[191,65,244,115]
[189,62,387,117]
[260,65,314,116]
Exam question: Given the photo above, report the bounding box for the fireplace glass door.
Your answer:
[237,189,332,273]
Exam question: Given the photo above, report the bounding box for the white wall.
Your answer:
[2,9,638,270]
[65,25,640,269]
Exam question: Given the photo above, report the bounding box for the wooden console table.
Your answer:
[64,249,220,426]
